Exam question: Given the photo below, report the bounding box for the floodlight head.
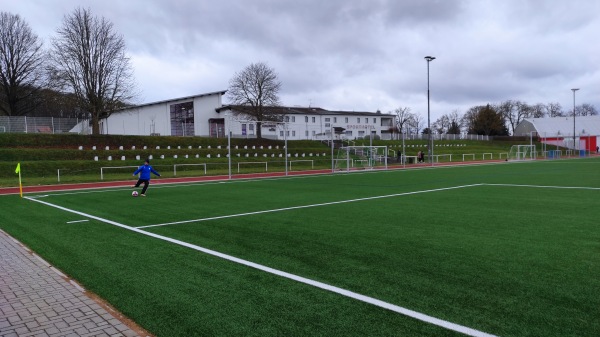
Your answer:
[571,88,579,92]
[424,56,436,62]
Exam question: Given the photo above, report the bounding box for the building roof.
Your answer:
[122,90,227,111]
[216,105,394,117]
[515,116,600,137]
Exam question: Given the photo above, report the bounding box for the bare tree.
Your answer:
[432,114,450,134]
[392,106,412,139]
[228,62,282,138]
[410,113,424,136]
[461,106,479,134]
[544,102,563,117]
[49,7,135,134]
[578,103,598,116]
[0,12,46,116]
[447,110,462,134]
[496,100,532,135]
[530,103,546,118]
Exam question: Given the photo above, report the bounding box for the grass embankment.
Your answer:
[0,133,534,187]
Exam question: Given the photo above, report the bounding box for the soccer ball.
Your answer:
[132,191,138,197]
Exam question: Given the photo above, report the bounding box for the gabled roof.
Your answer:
[216,105,394,117]
[515,116,600,136]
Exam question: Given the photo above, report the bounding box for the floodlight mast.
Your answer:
[571,88,579,151]
[425,56,435,165]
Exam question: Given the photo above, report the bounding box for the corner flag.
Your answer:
[15,163,22,197]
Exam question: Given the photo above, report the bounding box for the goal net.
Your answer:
[508,145,536,161]
[334,146,388,171]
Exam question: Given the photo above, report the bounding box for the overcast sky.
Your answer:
[5,0,599,121]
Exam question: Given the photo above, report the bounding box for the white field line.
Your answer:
[482,183,600,190]
[25,196,497,337]
[66,220,89,224]
[139,184,484,229]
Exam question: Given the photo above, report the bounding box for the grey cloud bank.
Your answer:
[5,0,599,121]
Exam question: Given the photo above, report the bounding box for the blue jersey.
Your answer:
[133,164,160,180]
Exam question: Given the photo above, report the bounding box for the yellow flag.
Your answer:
[15,163,20,174]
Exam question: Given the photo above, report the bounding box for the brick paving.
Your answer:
[0,229,146,337]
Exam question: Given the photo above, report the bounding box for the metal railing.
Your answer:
[0,116,80,134]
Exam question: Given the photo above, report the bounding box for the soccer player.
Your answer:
[132,159,161,196]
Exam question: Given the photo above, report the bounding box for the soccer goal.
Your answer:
[334,146,388,171]
[508,145,536,161]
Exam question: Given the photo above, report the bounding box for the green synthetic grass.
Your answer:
[1,158,599,336]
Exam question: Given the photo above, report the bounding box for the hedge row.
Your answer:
[0,133,331,149]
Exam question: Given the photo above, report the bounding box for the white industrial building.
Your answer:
[514,116,600,151]
[80,90,396,140]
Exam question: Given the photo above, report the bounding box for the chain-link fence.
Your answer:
[0,116,80,134]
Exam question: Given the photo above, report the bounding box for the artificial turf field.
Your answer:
[1,158,599,337]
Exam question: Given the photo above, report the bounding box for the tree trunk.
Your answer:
[256,121,262,139]
[92,114,100,135]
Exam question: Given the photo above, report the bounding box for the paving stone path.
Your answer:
[0,229,147,337]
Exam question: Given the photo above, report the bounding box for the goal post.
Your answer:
[508,145,536,161]
[334,146,388,172]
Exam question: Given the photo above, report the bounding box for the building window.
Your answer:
[292,116,295,122]
[345,117,348,123]
[285,116,290,122]
[280,131,284,137]
[312,117,316,123]
[373,118,376,124]
[249,124,254,131]
[312,131,316,136]
[345,130,352,137]
[305,130,309,137]
[169,102,194,136]
[325,123,330,128]
[357,118,360,123]
[305,116,308,123]
[325,117,330,122]
[292,130,296,136]
[358,131,365,137]
[334,117,337,123]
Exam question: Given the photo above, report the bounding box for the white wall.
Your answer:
[104,93,223,136]
[105,104,169,136]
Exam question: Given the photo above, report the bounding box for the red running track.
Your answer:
[0,161,505,196]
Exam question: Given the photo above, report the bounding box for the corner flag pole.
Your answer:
[15,163,22,198]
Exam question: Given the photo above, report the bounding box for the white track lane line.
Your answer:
[139,184,484,229]
[26,196,496,337]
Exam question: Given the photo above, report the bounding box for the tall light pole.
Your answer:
[571,88,579,150]
[425,56,435,165]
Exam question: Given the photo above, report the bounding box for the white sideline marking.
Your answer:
[139,184,484,229]
[483,183,600,190]
[25,196,496,337]
[66,220,89,224]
